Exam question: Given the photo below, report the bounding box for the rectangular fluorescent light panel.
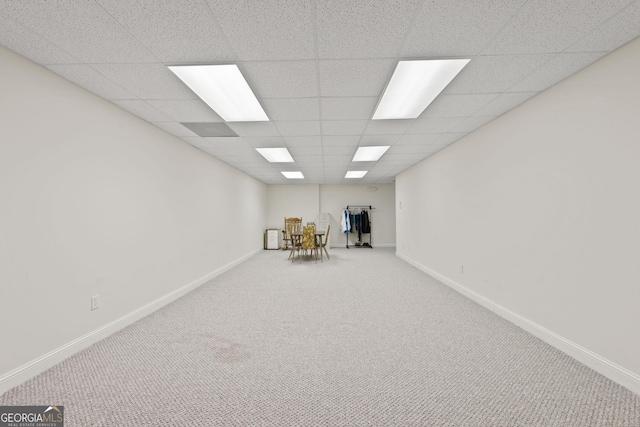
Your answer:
[372,59,470,120]
[352,146,390,162]
[345,171,368,178]
[256,147,294,163]
[168,64,268,122]
[282,171,304,179]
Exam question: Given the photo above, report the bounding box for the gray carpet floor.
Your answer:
[2,248,639,426]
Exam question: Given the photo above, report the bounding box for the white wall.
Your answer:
[396,37,640,394]
[266,184,320,232]
[267,184,396,248]
[0,46,267,393]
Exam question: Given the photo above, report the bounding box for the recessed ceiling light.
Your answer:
[168,64,268,122]
[372,59,470,120]
[256,147,294,163]
[352,146,390,162]
[345,171,368,178]
[282,171,304,179]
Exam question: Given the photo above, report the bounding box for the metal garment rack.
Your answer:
[344,205,374,249]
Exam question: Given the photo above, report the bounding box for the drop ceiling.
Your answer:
[1,0,639,184]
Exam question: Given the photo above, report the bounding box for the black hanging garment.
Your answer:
[361,210,370,234]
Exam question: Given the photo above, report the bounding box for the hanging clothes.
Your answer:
[349,211,355,233]
[341,210,351,234]
[361,210,370,234]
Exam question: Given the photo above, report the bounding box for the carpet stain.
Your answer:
[201,335,252,364]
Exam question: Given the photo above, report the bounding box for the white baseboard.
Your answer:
[329,243,396,249]
[396,251,640,397]
[0,248,261,395]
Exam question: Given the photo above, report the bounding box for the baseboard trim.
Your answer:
[0,248,261,395]
[329,243,396,249]
[396,251,640,396]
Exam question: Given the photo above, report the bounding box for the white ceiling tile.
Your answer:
[436,133,469,146]
[323,154,352,163]
[275,121,321,136]
[422,94,498,118]
[322,136,360,147]
[0,0,156,63]
[446,54,554,94]
[262,98,320,121]
[323,146,356,156]
[323,163,350,170]
[319,59,394,97]
[112,100,172,122]
[224,147,261,157]
[449,116,496,133]
[406,117,463,134]
[359,135,401,146]
[322,120,368,135]
[508,52,607,92]
[395,134,445,146]
[293,155,324,166]
[97,0,235,63]
[283,136,322,147]
[378,153,414,162]
[205,0,314,60]
[364,120,413,135]
[241,61,318,98]
[567,2,640,52]
[289,146,323,156]
[227,122,280,137]
[278,163,305,172]
[152,121,198,137]
[401,0,527,57]
[0,14,78,64]
[91,63,197,100]
[203,137,247,148]
[472,92,538,116]
[146,99,223,122]
[316,0,421,58]
[46,64,135,100]
[483,0,633,54]
[347,160,376,169]
[320,97,378,120]
[387,145,426,154]
[243,137,286,148]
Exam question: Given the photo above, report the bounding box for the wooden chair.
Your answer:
[301,224,318,262]
[282,217,302,250]
[319,224,330,261]
[288,227,303,262]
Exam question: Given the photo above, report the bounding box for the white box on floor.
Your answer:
[264,228,280,250]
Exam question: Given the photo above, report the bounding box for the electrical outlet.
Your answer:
[91,295,100,311]
[460,264,464,273]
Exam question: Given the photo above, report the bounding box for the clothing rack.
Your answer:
[343,205,374,249]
